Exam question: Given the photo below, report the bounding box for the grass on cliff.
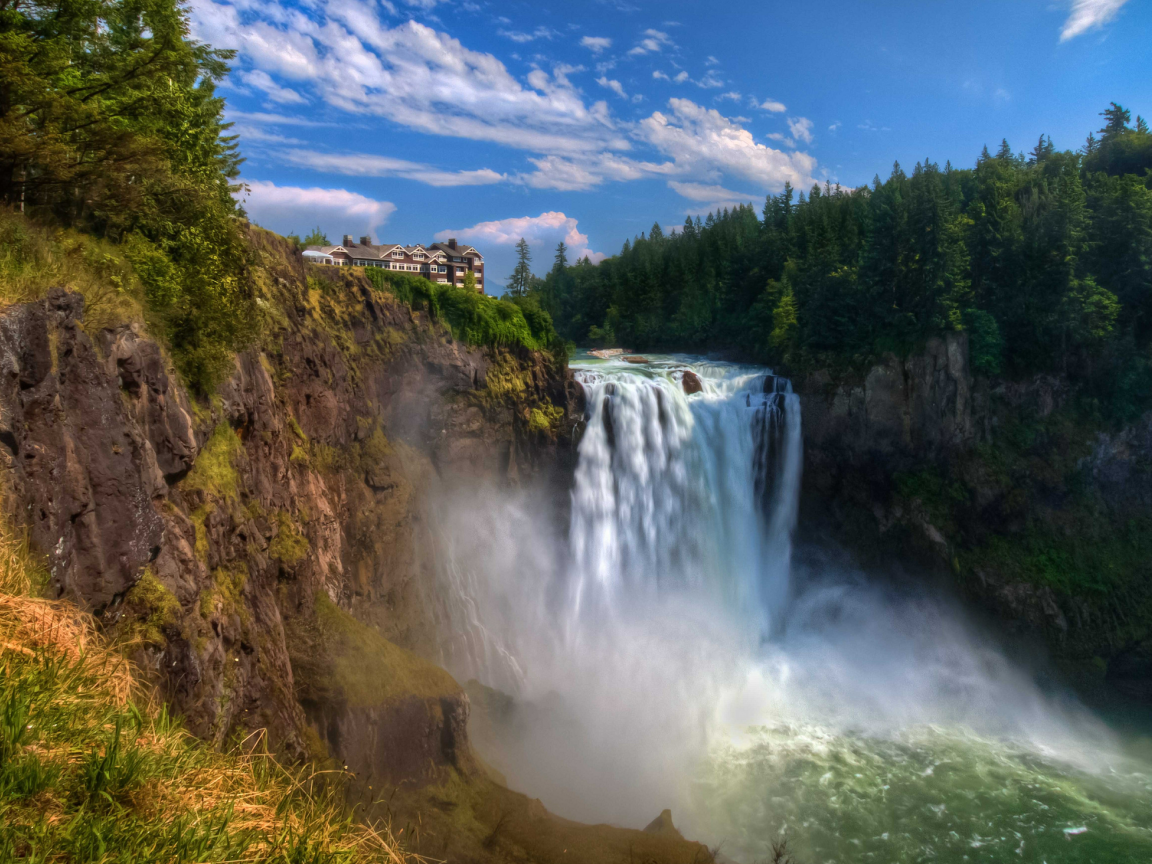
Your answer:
[0,524,417,864]
[0,208,144,333]
[362,268,561,356]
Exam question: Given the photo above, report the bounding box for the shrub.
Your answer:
[363,268,555,353]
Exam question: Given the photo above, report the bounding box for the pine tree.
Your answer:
[1100,102,1131,137]
[507,237,533,297]
[553,241,569,273]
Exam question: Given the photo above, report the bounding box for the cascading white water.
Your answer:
[428,353,1152,861]
[568,359,801,641]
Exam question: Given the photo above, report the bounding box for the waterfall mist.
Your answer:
[425,355,1134,850]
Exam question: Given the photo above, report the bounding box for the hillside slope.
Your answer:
[0,215,713,864]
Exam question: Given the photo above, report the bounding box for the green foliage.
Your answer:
[0,0,257,394]
[964,308,1003,376]
[182,423,242,500]
[537,103,1152,421]
[363,266,559,353]
[506,237,533,297]
[302,226,329,247]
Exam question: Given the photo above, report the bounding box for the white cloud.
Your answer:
[1060,0,1129,40]
[758,98,786,113]
[652,70,669,80]
[517,153,675,191]
[241,69,307,104]
[192,1,825,198]
[828,121,842,132]
[581,36,612,53]
[636,99,817,190]
[280,149,507,186]
[787,116,814,144]
[668,181,754,203]
[705,55,719,66]
[716,91,741,102]
[597,77,628,99]
[191,1,628,155]
[627,28,673,55]
[500,26,556,43]
[239,180,396,240]
[435,212,605,263]
[696,70,723,89]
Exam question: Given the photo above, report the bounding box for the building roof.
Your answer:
[303,241,481,263]
[427,242,481,259]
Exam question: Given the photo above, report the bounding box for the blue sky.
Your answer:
[190,0,1151,291]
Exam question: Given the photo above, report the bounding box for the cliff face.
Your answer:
[796,332,1152,700]
[0,228,576,778]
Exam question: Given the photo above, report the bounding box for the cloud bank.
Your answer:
[240,180,396,240]
[436,212,605,264]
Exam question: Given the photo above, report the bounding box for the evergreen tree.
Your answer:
[552,241,569,273]
[507,237,533,297]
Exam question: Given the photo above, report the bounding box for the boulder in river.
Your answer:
[682,370,703,395]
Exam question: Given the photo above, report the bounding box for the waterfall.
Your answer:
[426,354,1145,854]
[568,358,802,640]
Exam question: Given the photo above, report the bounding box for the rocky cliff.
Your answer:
[796,332,1152,700]
[0,228,712,863]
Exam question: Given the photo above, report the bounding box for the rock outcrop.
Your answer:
[0,227,569,791]
[795,330,1152,700]
[0,228,712,862]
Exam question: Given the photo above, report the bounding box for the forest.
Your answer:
[529,105,1152,422]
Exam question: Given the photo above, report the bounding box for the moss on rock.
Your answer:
[183,423,241,500]
[300,592,459,708]
[269,511,309,565]
[121,567,181,647]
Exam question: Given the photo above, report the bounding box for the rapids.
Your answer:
[432,353,1152,863]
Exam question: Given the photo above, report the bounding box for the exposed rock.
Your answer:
[623,355,649,364]
[796,329,1152,699]
[1107,640,1152,701]
[0,289,164,610]
[682,370,703,395]
[644,809,686,840]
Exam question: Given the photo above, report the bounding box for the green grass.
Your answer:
[0,208,144,333]
[0,531,414,864]
[362,268,555,353]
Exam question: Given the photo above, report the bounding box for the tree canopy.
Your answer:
[533,103,1152,422]
[0,0,254,392]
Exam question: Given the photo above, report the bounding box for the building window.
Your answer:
[391,250,403,258]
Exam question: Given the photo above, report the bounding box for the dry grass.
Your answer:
[0,524,423,864]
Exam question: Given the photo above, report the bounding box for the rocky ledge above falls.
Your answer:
[794,331,1152,701]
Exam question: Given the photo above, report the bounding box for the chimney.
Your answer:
[342,234,353,247]
[360,235,372,245]
[448,238,457,250]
